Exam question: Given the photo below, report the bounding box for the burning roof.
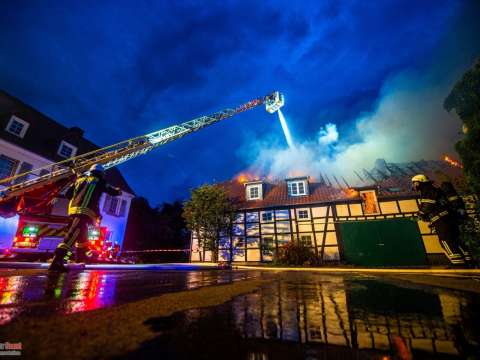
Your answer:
[223,158,465,210]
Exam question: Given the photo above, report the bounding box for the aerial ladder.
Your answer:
[0,91,285,216]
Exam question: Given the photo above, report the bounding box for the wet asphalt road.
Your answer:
[0,269,264,323]
[1,268,479,359]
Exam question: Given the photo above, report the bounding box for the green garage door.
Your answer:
[339,218,426,266]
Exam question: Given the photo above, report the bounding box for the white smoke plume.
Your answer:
[244,68,462,183]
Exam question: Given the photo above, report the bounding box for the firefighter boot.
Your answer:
[48,246,71,272]
[75,244,92,264]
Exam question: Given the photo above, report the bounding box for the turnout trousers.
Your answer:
[52,214,94,264]
[433,217,471,266]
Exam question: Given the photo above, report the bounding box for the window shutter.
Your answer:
[103,195,111,211]
[119,200,127,217]
[108,197,119,215]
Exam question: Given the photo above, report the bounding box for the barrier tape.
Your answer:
[121,249,191,253]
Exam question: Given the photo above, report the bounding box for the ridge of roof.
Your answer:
[219,164,464,210]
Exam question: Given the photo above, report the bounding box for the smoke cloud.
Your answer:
[243,67,463,183]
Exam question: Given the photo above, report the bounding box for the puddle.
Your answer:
[119,272,480,359]
[0,269,264,324]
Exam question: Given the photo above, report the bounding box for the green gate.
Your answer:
[339,218,426,266]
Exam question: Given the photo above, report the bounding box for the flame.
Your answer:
[443,155,463,169]
[343,188,359,198]
[237,174,247,183]
[235,172,259,183]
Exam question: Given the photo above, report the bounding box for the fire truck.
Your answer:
[7,213,108,261]
[0,92,284,261]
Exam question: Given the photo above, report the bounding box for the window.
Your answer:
[0,154,19,180]
[5,116,29,138]
[104,195,122,216]
[235,237,245,248]
[262,237,274,256]
[246,211,259,222]
[57,141,77,159]
[104,196,127,217]
[297,209,309,220]
[234,213,244,223]
[360,190,380,215]
[250,186,259,199]
[246,183,262,200]
[246,222,259,236]
[232,223,245,236]
[288,180,307,196]
[262,211,273,222]
[13,162,33,184]
[300,235,312,246]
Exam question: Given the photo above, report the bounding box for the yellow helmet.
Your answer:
[411,174,430,183]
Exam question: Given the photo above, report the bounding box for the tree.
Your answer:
[183,184,235,262]
[124,197,190,262]
[444,59,480,261]
[123,196,156,251]
[444,59,480,195]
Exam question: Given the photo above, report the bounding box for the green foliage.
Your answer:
[183,184,235,262]
[444,59,480,195]
[274,242,317,266]
[460,195,480,262]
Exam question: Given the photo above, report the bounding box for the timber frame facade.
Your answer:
[190,177,456,264]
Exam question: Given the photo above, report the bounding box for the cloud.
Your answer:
[244,66,463,183]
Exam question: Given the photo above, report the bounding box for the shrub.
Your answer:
[274,242,317,266]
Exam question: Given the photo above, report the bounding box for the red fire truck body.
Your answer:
[10,214,107,260]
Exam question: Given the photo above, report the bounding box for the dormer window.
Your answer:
[58,140,77,159]
[245,181,263,201]
[249,186,259,199]
[287,177,309,196]
[5,116,29,138]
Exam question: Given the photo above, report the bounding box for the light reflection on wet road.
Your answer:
[0,269,263,323]
[1,269,479,359]
[120,272,480,359]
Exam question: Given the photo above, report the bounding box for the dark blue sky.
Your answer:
[1,1,479,204]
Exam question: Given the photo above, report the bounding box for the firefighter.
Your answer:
[49,164,121,272]
[440,181,473,264]
[412,174,466,267]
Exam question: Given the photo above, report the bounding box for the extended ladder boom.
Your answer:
[0,92,284,203]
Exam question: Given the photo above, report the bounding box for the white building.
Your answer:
[0,90,135,251]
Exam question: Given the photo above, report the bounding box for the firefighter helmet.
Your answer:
[411,174,430,183]
[89,164,105,173]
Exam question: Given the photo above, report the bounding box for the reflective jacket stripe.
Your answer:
[420,199,436,204]
[448,196,459,201]
[67,206,97,221]
[431,210,449,223]
[81,182,97,208]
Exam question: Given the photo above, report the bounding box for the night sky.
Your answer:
[1,1,479,204]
